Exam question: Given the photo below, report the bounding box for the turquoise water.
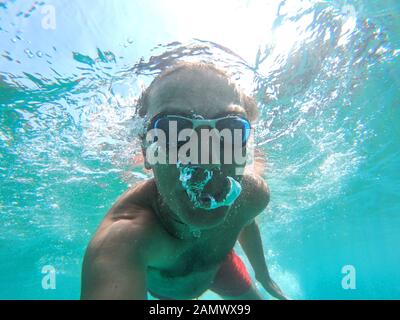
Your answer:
[0,0,399,299]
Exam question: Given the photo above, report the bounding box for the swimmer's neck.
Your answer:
[153,193,231,241]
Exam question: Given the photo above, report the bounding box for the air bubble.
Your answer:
[24,48,34,58]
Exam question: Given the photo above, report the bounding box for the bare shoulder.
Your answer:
[107,178,158,221]
[233,173,270,225]
[86,178,171,267]
[81,179,163,299]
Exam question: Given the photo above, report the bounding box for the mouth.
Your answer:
[176,162,242,212]
[180,186,223,209]
[202,178,229,201]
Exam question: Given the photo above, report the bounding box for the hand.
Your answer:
[256,274,289,300]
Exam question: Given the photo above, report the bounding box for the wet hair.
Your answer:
[136,61,258,122]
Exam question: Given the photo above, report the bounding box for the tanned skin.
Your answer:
[81,67,287,300]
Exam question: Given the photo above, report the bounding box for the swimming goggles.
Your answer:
[147,113,251,147]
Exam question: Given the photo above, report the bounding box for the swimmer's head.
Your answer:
[136,62,257,228]
[137,62,258,122]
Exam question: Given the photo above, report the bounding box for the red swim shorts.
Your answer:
[209,249,252,297]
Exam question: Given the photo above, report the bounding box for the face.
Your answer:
[143,69,250,229]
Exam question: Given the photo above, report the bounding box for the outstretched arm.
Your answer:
[238,220,288,300]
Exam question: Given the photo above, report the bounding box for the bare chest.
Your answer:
[147,225,240,299]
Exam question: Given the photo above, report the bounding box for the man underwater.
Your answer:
[81,62,287,300]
